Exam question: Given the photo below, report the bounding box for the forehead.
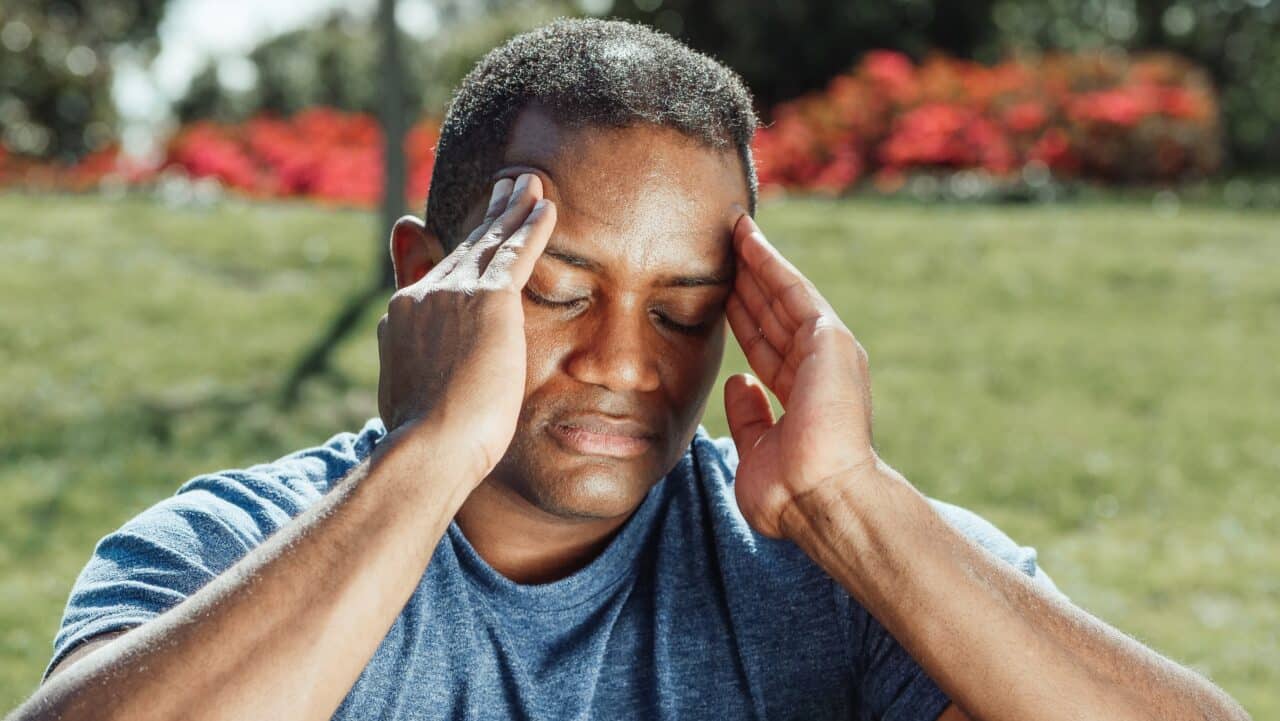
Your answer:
[497,106,749,281]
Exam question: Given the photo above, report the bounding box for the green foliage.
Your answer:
[612,0,1280,169]
[983,0,1280,170]
[175,1,577,122]
[9,0,1280,171]
[0,193,1275,716]
[610,0,998,109]
[0,0,166,160]
[176,12,397,122]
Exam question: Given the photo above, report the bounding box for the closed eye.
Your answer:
[525,287,715,336]
[651,309,713,335]
[524,287,587,309]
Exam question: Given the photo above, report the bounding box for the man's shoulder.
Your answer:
[139,417,388,542]
[693,429,1065,596]
[177,417,386,494]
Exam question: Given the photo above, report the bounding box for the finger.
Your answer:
[483,197,556,286]
[734,259,796,353]
[376,313,392,429]
[737,258,801,330]
[459,173,543,280]
[733,214,827,324]
[725,292,782,389]
[485,177,517,221]
[724,373,775,457]
[425,178,515,285]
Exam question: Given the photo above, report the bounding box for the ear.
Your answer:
[389,215,445,290]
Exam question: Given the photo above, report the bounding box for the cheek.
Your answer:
[663,322,727,406]
[522,324,563,389]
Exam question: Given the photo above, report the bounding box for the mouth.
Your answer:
[547,416,656,459]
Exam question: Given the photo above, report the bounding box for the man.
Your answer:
[11,18,1248,721]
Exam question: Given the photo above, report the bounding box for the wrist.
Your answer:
[779,460,929,599]
[373,417,487,511]
[778,458,896,542]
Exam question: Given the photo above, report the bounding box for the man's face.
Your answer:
[452,106,750,521]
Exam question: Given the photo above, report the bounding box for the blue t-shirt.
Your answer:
[47,419,1064,720]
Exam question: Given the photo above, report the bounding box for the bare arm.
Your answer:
[10,173,557,721]
[720,212,1250,721]
[9,425,475,721]
[781,467,1251,721]
[43,630,131,681]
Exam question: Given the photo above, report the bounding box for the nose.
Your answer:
[565,298,661,393]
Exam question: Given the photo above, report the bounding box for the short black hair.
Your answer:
[424,17,758,248]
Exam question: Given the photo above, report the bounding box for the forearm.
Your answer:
[781,462,1250,721]
[13,422,475,721]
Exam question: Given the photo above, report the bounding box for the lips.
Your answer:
[549,412,657,458]
[555,412,655,438]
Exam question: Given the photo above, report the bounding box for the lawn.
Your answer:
[1,192,1276,717]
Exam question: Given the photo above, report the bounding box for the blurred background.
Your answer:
[1,0,1276,716]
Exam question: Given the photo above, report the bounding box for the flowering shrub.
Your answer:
[752,50,1222,194]
[0,108,441,208]
[0,51,1221,203]
[161,109,440,207]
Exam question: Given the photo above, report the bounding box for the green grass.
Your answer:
[1,192,1276,717]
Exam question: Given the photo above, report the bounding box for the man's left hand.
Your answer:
[723,213,880,540]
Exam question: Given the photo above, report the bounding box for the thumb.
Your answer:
[724,373,775,458]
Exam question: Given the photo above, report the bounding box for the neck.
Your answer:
[452,478,639,585]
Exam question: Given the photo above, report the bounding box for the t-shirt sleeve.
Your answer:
[42,478,311,682]
[42,422,382,682]
[836,498,1068,721]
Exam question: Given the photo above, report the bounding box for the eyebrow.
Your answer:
[543,246,733,288]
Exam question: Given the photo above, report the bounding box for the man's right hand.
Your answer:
[376,173,556,485]
[13,173,556,721]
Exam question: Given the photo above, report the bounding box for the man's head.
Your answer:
[425,17,758,249]
[391,18,758,524]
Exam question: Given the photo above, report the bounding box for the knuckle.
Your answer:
[443,281,479,301]
[387,291,413,313]
[485,250,516,275]
[465,219,496,244]
[485,276,516,295]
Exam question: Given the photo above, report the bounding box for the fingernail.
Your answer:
[489,178,514,208]
[507,173,532,209]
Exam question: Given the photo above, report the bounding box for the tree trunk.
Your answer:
[280,0,408,407]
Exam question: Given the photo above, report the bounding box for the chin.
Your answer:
[517,461,655,522]
[494,430,668,521]
[488,420,691,522]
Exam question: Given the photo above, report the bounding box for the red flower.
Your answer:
[1158,87,1211,122]
[167,123,262,191]
[1003,101,1049,133]
[1069,88,1154,128]
[1028,128,1079,174]
[3,47,1222,197]
[860,50,916,104]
